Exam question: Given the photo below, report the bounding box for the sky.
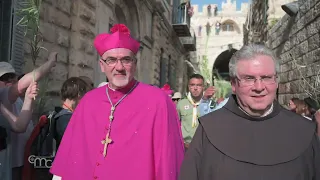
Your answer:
[191,0,249,11]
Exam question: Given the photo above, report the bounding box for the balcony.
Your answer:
[172,3,191,37]
[180,31,196,51]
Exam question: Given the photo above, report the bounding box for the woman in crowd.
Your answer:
[288,97,300,112]
[293,99,312,120]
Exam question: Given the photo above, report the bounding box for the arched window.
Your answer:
[115,5,127,25]
[222,23,234,32]
[220,19,240,33]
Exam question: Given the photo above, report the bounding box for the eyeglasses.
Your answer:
[236,75,277,86]
[101,56,136,66]
[189,84,203,88]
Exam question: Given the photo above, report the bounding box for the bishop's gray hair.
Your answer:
[228,44,280,77]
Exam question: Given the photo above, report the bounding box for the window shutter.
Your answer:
[160,58,167,87]
[172,70,176,90]
[170,61,177,90]
[0,0,13,62]
[10,0,25,75]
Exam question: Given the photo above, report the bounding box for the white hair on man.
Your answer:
[228,44,280,78]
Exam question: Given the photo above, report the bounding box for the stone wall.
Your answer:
[150,12,186,92]
[22,0,190,110]
[23,0,98,109]
[267,0,320,104]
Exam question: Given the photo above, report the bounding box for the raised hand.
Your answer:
[25,82,39,101]
[48,52,58,67]
[203,86,216,100]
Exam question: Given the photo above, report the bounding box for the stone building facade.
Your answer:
[244,0,320,104]
[191,0,248,81]
[1,0,196,107]
[243,0,296,45]
[267,0,320,104]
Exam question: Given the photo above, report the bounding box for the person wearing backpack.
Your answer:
[54,77,91,149]
[21,77,91,180]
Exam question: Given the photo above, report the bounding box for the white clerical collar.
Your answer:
[107,83,116,91]
[107,80,138,92]
[238,103,274,118]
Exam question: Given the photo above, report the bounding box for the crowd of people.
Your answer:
[287,97,320,121]
[0,23,320,180]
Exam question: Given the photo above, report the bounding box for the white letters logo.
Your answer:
[28,155,53,168]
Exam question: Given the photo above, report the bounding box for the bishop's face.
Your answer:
[100,48,137,89]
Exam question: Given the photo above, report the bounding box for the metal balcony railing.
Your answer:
[172,3,191,26]
[172,3,192,37]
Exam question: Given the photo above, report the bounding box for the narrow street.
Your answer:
[0,0,320,179]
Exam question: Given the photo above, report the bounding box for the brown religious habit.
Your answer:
[179,95,320,180]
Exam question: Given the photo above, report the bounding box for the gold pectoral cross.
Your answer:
[101,132,112,157]
[101,106,116,157]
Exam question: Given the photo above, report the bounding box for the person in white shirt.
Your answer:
[0,52,57,180]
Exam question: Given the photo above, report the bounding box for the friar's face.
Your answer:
[231,55,278,116]
[100,48,137,89]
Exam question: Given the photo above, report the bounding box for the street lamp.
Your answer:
[281,1,299,17]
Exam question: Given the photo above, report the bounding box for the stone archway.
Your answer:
[114,0,140,40]
[115,5,127,25]
[212,47,238,81]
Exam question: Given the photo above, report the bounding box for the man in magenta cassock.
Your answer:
[50,24,185,180]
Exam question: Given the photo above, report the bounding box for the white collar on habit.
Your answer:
[238,103,274,118]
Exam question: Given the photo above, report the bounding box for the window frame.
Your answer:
[0,0,14,63]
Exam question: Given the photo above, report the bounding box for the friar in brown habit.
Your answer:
[179,44,320,180]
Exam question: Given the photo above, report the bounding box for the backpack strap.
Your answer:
[34,111,57,157]
[48,111,56,135]
[48,111,57,157]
